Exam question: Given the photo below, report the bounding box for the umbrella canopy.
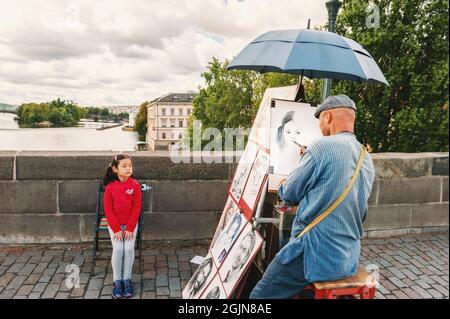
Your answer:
[228,29,388,85]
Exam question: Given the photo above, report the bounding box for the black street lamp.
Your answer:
[321,0,342,102]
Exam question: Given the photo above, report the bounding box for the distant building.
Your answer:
[146,93,196,150]
[129,110,138,128]
[103,105,139,115]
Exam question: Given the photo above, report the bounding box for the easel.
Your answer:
[232,180,297,298]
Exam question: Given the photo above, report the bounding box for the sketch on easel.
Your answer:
[218,223,263,297]
[269,100,322,191]
[229,141,258,202]
[210,197,240,248]
[199,273,227,299]
[211,212,247,265]
[249,85,298,149]
[182,255,216,299]
[240,149,269,220]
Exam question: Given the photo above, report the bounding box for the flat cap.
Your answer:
[314,94,356,118]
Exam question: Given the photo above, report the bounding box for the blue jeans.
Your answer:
[250,253,311,299]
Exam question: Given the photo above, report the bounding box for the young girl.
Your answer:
[103,154,142,299]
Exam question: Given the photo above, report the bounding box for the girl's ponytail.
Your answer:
[102,153,133,187]
[103,164,118,187]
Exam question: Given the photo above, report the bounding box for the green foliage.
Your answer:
[17,98,82,128]
[334,0,449,152]
[134,101,149,141]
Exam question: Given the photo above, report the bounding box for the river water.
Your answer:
[0,113,138,151]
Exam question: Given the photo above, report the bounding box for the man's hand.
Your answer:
[299,145,307,156]
[124,230,134,241]
[278,177,287,189]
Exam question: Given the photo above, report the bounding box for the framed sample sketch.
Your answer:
[218,223,263,298]
[199,273,227,299]
[229,141,258,203]
[210,196,240,249]
[182,254,216,299]
[210,211,247,267]
[239,149,269,220]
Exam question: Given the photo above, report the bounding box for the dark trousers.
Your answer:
[249,253,311,299]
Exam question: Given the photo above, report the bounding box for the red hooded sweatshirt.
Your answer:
[103,177,142,233]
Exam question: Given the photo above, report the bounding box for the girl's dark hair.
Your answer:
[276,111,295,150]
[102,154,133,187]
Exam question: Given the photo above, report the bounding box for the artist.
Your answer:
[250,94,375,299]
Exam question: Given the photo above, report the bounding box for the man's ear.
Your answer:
[325,111,332,124]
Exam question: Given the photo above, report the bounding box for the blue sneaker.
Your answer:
[112,280,123,299]
[123,279,134,298]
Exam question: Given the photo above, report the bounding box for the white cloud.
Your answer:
[0,0,329,106]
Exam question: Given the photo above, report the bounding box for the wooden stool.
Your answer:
[295,266,377,299]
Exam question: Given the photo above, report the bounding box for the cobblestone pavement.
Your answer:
[0,233,448,299]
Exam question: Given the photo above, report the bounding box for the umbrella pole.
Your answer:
[294,72,305,102]
[321,0,343,102]
[294,19,310,103]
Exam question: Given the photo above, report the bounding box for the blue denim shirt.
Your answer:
[277,132,374,282]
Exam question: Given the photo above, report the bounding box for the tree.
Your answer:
[17,98,83,127]
[334,0,449,152]
[134,101,149,141]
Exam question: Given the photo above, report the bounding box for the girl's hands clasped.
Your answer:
[113,231,123,241]
[124,230,134,241]
[113,230,134,241]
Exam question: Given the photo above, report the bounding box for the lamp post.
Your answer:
[321,0,342,102]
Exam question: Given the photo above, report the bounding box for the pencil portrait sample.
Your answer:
[249,86,298,149]
[229,141,258,202]
[210,196,240,248]
[182,255,216,299]
[218,224,263,297]
[211,212,247,265]
[199,273,227,299]
[240,149,269,219]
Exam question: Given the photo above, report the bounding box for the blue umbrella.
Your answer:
[227,29,388,85]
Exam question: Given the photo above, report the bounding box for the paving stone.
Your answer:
[85,289,100,299]
[88,278,104,290]
[55,292,70,299]
[28,292,42,299]
[169,278,181,291]
[6,275,27,290]
[41,283,60,299]
[32,282,48,292]
[143,280,155,292]
[156,275,168,287]
[0,273,15,287]
[156,287,170,296]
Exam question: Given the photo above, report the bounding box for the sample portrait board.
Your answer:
[218,223,264,298]
[239,149,269,220]
[229,141,258,203]
[199,273,227,299]
[211,211,247,267]
[210,196,240,249]
[182,254,216,299]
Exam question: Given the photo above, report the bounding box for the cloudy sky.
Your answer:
[0,0,329,106]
